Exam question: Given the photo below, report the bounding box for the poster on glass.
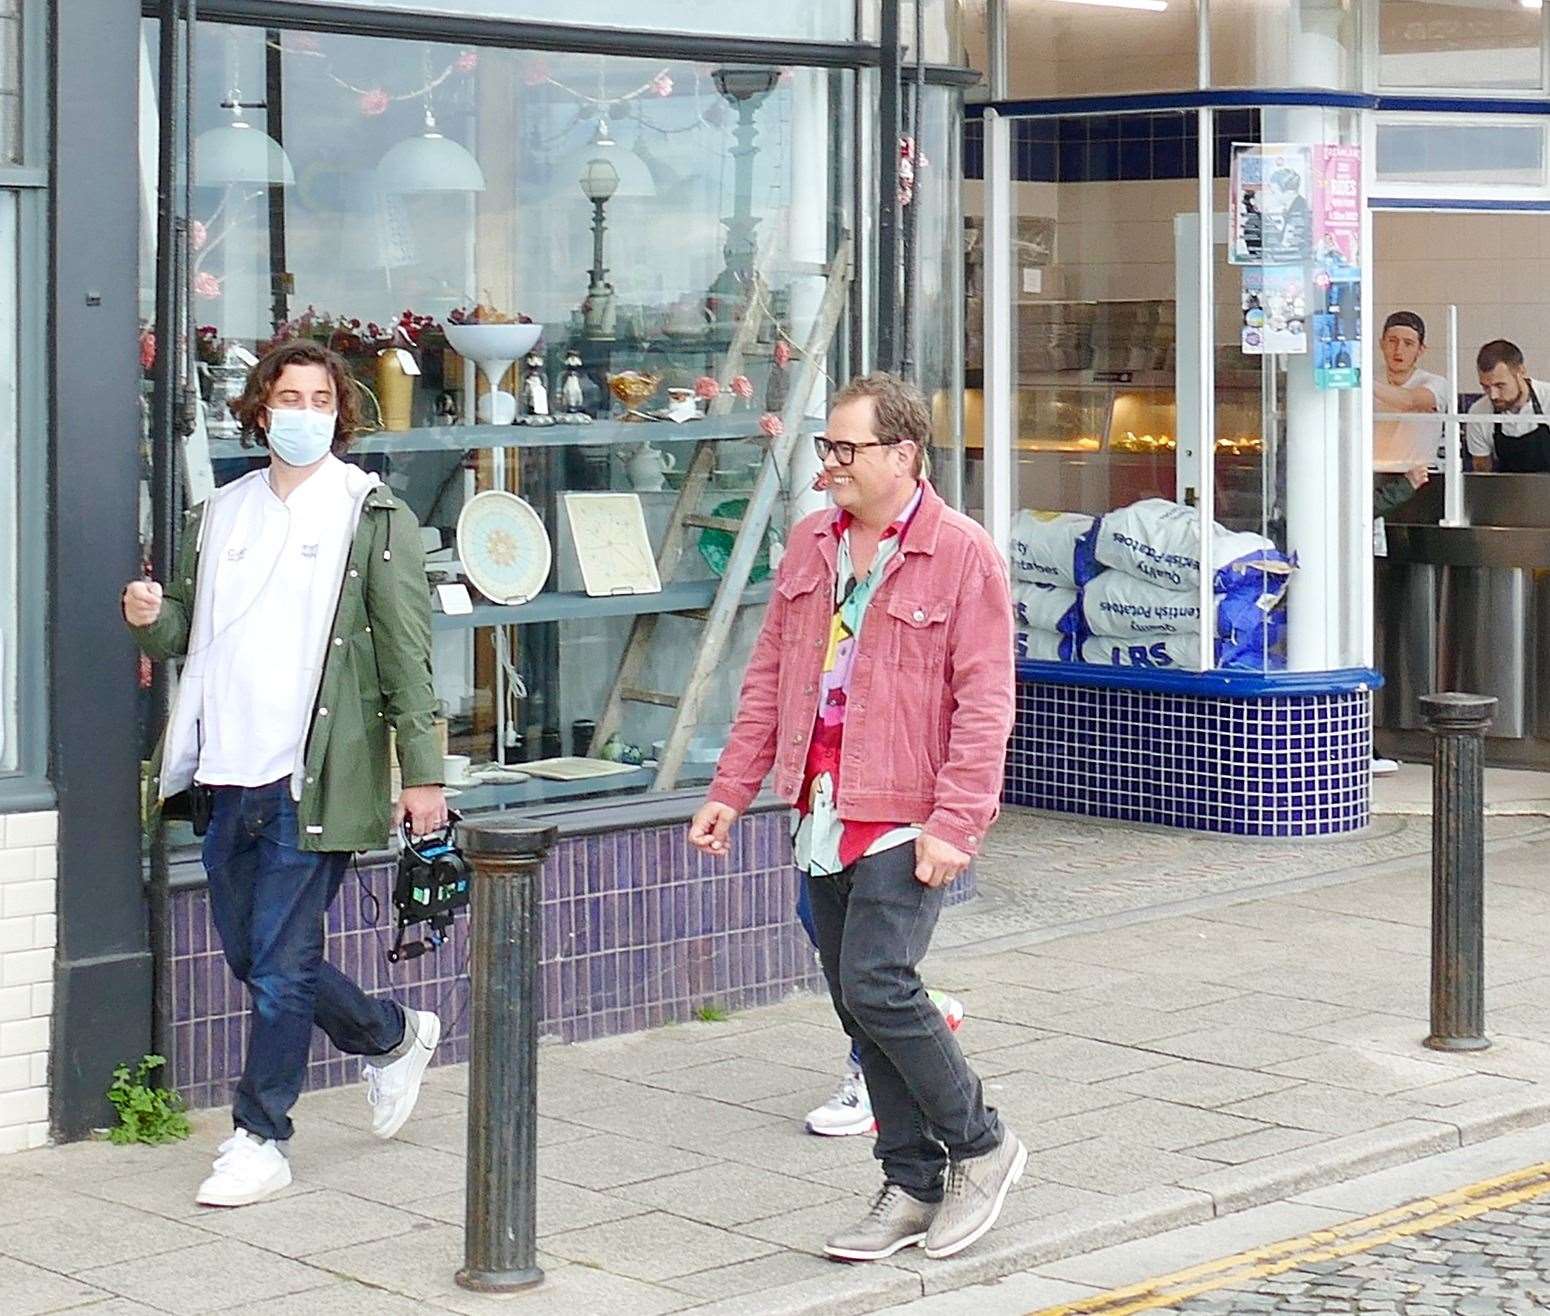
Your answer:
[1230,144,1314,267]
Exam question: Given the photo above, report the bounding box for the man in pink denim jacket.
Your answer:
[691,373,1024,1262]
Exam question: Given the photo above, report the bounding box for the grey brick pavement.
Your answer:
[5,808,1550,1315]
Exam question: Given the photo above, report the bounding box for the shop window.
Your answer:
[1212,0,1358,92]
[1373,0,1547,92]
[960,0,1199,99]
[0,2,19,165]
[1374,114,1548,194]
[140,19,858,815]
[0,191,16,772]
[296,0,855,42]
[976,106,1368,676]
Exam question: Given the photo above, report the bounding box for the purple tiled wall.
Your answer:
[168,811,978,1111]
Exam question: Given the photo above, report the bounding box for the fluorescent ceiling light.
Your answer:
[1052,0,1169,11]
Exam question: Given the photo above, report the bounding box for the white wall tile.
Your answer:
[5,813,57,847]
[0,1055,29,1092]
[0,986,30,1022]
[0,811,59,1149]
[0,1087,47,1125]
[0,848,34,884]
[2,880,52,918]
[1,948,53,988]
[0,1017,48,1056]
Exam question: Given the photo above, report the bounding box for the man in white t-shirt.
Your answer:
[1374,310,1450,474]
[1465,338,1550,473]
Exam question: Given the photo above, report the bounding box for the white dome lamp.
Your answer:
[195,89,297,188]
[377,104,487,194]
[585,115,656,199]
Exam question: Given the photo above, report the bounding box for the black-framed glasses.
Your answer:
[814,434,904,466]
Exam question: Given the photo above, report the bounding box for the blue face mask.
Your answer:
[264,407,337,467]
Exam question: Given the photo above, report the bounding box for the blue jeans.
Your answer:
[203,780,404,1142]
[797,874,862,1070]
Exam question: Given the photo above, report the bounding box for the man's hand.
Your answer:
[395,784,449,838]
[914,832,971,888]
[123,580,164,627]
[689,801,738,857]
[1405,465,1430,490]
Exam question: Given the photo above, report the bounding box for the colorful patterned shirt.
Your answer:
[792,484,924,877]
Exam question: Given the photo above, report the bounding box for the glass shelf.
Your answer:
[447,761,714,811]
[204,415,807,461]
[430,578,773,631]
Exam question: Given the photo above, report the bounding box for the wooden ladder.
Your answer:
[589,238,854,790]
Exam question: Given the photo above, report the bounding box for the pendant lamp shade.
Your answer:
[586,118,656,199]
[195,115,297,187]
[377,109,487,194]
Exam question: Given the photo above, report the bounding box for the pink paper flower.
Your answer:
[138,328,156,370]
[693,375,720,401]
[456,50,479,73]
[773,338,792,368]
[730,374,753,400]
[190,220,208,251]
[193,272,222,300]
[758,412,784,439]
[522,58,551,88]
[359,88,390,117]
[651,71,673,98]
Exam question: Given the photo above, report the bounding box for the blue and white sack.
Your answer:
[1081,572,1201,639]
[1010,509,1099,588]
[1080,632,1286,672]
[1092,498,1292,596]
[1012,582,1081,636]
[1080,634,1202,669]
[1015,628,1072,663]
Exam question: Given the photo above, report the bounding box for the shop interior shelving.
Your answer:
[203,414,796,461]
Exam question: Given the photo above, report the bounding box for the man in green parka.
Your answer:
[124,340,446,1207]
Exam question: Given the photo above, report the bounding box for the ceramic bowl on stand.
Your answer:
[444,322,543,425]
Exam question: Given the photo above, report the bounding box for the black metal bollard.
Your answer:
[454,818,558,1294]
[1418,693,1496,1053]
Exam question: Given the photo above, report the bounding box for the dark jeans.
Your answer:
[796,876,861,1070]
[203,780,404,1142]
[807,845,1001,1202]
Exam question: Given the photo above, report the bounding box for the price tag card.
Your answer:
[436,583,474,616]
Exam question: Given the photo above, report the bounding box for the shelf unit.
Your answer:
[431,579,772,631]
[204,414,809,461]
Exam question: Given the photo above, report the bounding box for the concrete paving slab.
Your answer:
[1028,1136,1221,1196]
[0,1194,216,1274]
[544,1210,780,1282]
[222,1281,425,1314]
[615,1160,844,1228]
[0,1254,110,1316]
[1264,1045,1465,1096]
[535,1131,717,1189]
[1097,1057,1303,1109]
[190,1187,425,1257]
[1222,1082,1436,1136]
[75,1239,325,1316]
[642,1056,829,1104]
[873,1272,1100,1315]
[663,1249,842,1302]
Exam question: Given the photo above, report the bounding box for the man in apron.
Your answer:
[1465,339,1550,473]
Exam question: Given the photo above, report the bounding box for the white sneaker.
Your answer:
[195,1129,291,1207]
[805,1068,877,1137]
[364,1006,441,1140]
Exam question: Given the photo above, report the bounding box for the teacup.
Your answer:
[442,753,472,786]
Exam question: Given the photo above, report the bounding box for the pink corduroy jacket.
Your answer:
[707,480,1015,857]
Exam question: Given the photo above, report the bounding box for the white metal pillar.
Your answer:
[983,105,1013,567]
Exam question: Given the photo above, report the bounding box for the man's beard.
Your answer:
[1494,387,1528,414]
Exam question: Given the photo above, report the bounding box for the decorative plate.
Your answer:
[456,491,552,606]
[696,498,772,584]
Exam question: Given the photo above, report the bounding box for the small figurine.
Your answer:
[559,348,587,415]
[520,350,550,417]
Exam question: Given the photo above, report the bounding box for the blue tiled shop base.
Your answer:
[1005,676,1372,837]
[168,811,978,1111]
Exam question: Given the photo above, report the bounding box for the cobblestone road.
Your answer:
[1063,1169,1550,1316]
[1171,1200,1550,1314]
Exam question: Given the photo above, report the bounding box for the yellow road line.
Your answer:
[1032,1160,1550,1316]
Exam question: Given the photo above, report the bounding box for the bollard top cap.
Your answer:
[1419,692,1498,729]
[456,817,560,859]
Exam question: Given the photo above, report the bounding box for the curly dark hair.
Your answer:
[228,339,366,455]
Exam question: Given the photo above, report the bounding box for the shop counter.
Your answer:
[1377,474,1550,768]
